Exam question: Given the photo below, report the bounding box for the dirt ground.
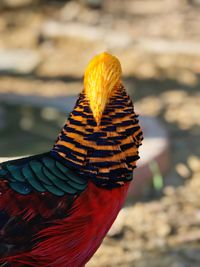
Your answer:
[0,1,200,266]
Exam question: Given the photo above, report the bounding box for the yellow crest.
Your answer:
[84,52,122,125]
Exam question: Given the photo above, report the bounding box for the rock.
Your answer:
[187,155,200,173]
[104,31,133,49]
[164,186,176,196]
[137,38,200,55]
[41,20,133,49]
[105,0,177,15]
[174,230,200,244]
[162,90,200,129]
[0,49,41,75]
[156,223,171,238]
[175,163,191,179]
[135,96,162,116]
[60,1,82,22]
[41,21,103,41]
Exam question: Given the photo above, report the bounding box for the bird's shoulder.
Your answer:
[0,152,88,197]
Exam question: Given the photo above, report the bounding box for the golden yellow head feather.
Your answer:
[84,52,122,125]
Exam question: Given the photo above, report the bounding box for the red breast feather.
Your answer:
[4,181,129,267]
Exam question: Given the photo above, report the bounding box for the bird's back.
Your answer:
[0,52,143,266]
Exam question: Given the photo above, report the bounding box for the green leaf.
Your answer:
[150,161,163,191]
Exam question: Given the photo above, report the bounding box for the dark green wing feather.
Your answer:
[0,153,88,196]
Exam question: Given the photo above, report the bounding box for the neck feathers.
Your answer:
[51,84,143,188]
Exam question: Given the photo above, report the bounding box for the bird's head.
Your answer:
[84,52,122,125]
[52,52,143,188]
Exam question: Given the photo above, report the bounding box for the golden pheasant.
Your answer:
[0,52,143,266]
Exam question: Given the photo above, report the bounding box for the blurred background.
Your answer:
[0,0,200,266]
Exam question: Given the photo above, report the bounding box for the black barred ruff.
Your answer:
[50,85,143,188]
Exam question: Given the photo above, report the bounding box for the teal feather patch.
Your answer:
[9,181,32,195]
[6,164,25,182]
[0,168,8,177]
[42,167,77,194]
[42,183,65,196]
[0,152,88,196]
[66,179,87,191]
[29,160,52,185]
[65,169,87,185]
[56,161,87,184]
[22,165,46,192]
[42,157,55,169]
[42,158,69,181]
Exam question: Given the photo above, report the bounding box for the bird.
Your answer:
[0,52,143,267]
